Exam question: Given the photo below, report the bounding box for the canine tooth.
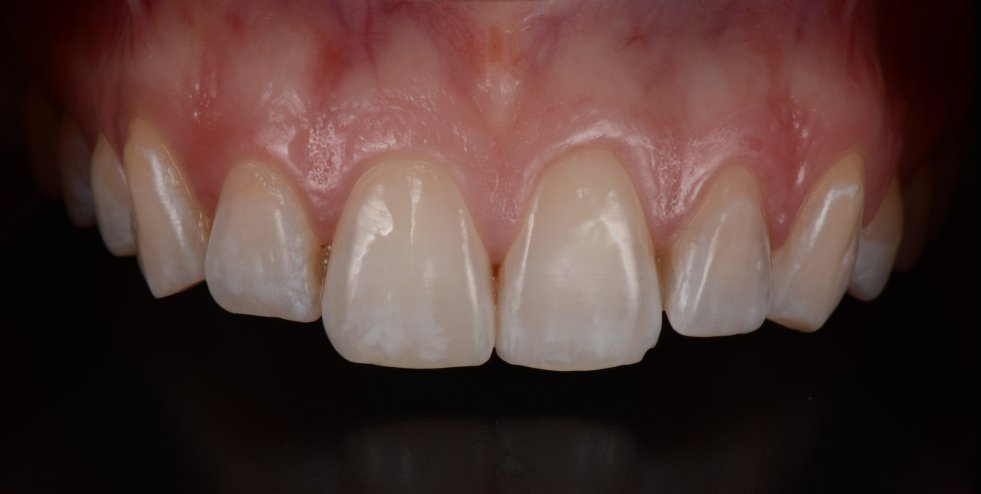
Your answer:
[497,149,661,371]
[123,119,210,298]
[90,133,136,256]
[206,162,325,322]
[848,178,903,301]
[768,154,864,331]
[662,167,770,337]
[58,117,95,227]
[322,160,495,368]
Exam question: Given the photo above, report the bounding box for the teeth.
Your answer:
[768,154,864,331]
[205,162,325,322]
[848,177,903,301]
[497,149,661,371]
[90,133,136,256]
[662,167,770,337]
[322,160,495,368]
[895,164,932,271]
[123,119,210,298]
[58,117,95,227]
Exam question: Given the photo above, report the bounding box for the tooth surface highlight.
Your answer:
[497,149,661,371]
[90,133,136,256]
[123,119,210,298]
[322,160,495,368]
[206,162,325,322]
[58,117,95,227]
[848,177,903,301]
[662,167,770,337]
[768,154,864,331]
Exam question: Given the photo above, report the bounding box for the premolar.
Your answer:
[123,119,211,298]
[768,154,864,331]
[662,167,770,337]
[497,149,661,371]
[90,133,135,256]
[322,160,495,368]
[848,177,903,301]
[206,162,325,322]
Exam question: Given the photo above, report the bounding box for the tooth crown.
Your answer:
[323,160,495,369]
[90,133,136,257]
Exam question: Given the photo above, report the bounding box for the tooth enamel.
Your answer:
[322,160,495,368]
[206,162,325,322]
[848,177,903,301]
[497,149,661,371]
[768,154,864,331]
[662,167,770,337]
[90,133,136,256]
[123,119,210,298]
[58,117,96,227]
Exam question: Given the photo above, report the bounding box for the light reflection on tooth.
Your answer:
[497,149,661,371]
[206,162,325,322]
[848,177,903,301]
[663,167,770,337]
[323,160,495,368]
[58,116,95,227]
[768,153,864,332]
[90,133,136,256]
[123,119,210,298]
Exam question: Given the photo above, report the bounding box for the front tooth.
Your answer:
[205,162,325,322]
[90,133,136,256]
[123,119,210,298]
[662,167,770,337]
[768,153,864,331]
[322,160,495,368]
[848,177,903,301]
[497,149,661,371]
[58,116,96,227]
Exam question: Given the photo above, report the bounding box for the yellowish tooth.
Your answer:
[123,119,210,298]
[58,117,95,227]
[206,162,325,322]
[323,160,495,368]
[90,133,136,256]
[662,167,770,337]
[768,153,864,331]
[497,149,661,371]
[848,177,903,301]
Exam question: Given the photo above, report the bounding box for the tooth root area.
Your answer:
[663,167,770,337]
[848,177,903,301]
[205,162,325,322]
[124,119,210,299]
[323,160,495,368]
[768,154,865,332]
[58,116,95,227]
[497,149,661,371]
[90,133,136,257]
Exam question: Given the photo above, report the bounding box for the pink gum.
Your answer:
[23,0,906,262]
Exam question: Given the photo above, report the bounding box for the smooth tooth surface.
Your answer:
[58,117,95,227]
[90,133,136,256]
[497,149,661,371]
[895,164,932,271]
[768,154,864,331]
[206,162,325,322]
[848,177,903,301]
[123,119,210,298]
[323,160,495,368]
[662,167,770,337]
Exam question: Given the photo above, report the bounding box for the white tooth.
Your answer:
[90,133,136,256]
[206,162,325,322]
[848,177,903,301]
[123,119,210,298]
[663,167,770,337]
[895,164,932,271]
[497,149,661,371]
[322,160,495,368]
[58,117,95,227]
[22,87,61,198]
[768,153,864,331]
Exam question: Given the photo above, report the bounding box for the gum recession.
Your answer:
[6,0,971,261]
